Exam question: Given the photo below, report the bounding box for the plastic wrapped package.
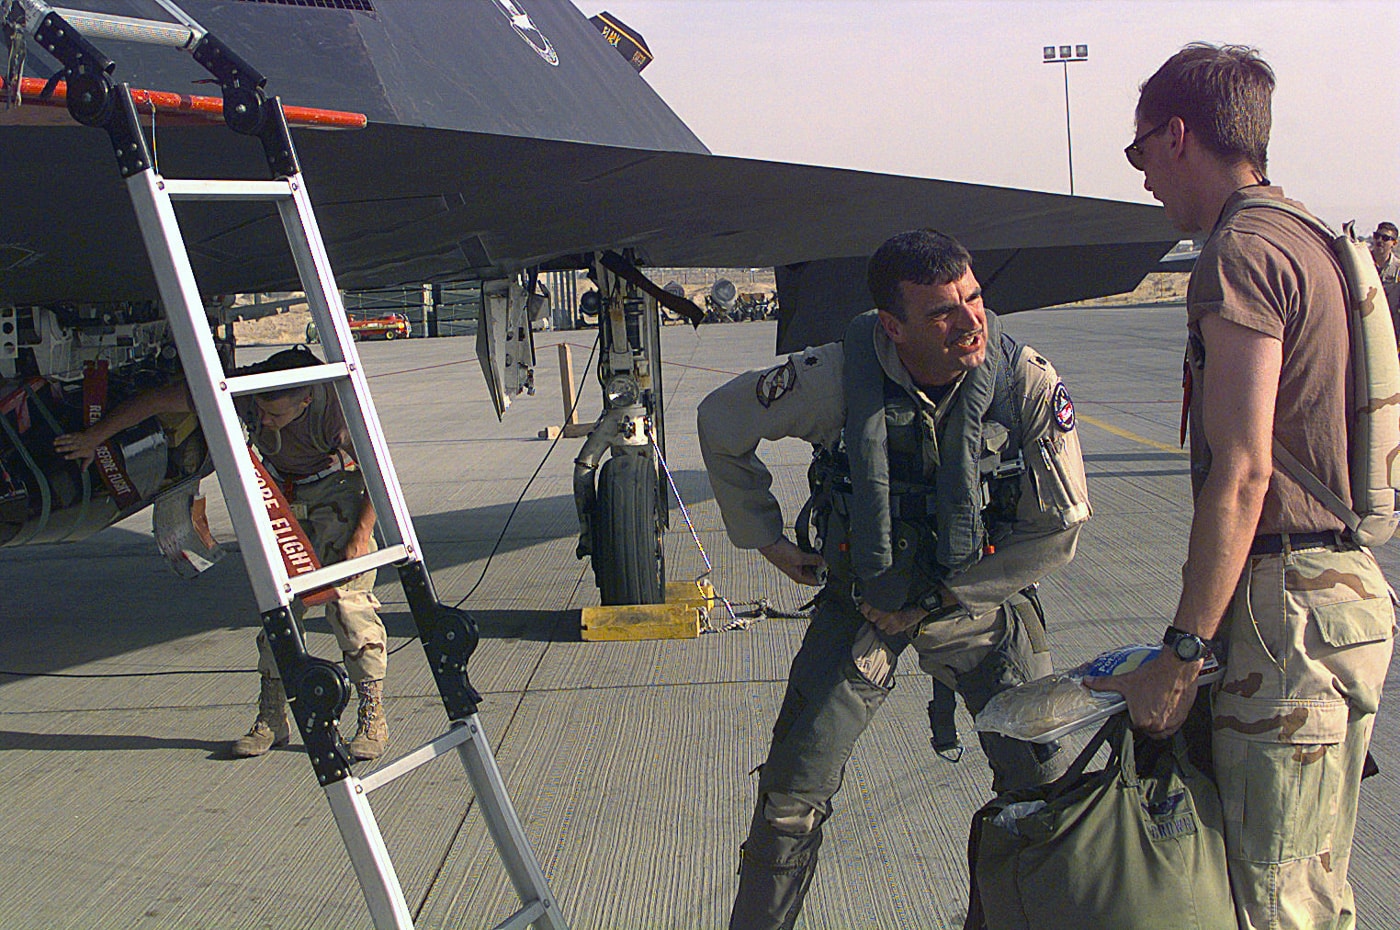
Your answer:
[974,644,1221,743]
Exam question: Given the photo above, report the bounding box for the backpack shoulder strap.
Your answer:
[1271,438,1360,535]
[1219,196,1337,240]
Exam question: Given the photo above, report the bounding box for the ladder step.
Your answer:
[43,4,202,48]
[360,722,476,794]
[225,363,351,398]
[288,544,410,596]
[161,178,296,202]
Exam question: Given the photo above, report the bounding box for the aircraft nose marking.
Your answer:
[491,0,559,66]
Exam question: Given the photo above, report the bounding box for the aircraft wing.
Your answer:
[0,0,1178,565]
[0,121,1176,310]
[1,0,1175,322]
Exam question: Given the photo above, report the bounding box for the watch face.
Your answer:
[1172,635,1204,661]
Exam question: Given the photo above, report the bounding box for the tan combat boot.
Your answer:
[231,676,291,757]
[348,678,389,761]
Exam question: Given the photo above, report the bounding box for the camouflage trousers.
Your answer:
[1212,544,1395,930]
[255,469,387,683]
[730,587,1064,930]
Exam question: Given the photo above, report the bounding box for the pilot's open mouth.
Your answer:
[951,329,982,349]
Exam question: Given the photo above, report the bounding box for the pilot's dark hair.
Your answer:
[238,345,321,401]
[1137,43,1274,178]
[867,229,971,320]
[1378,221,1399,239]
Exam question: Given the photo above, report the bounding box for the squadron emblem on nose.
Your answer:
[1052,381,1076,431]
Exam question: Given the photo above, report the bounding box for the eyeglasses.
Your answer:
[1125,119,1172,171]
[1377,233,1398,243]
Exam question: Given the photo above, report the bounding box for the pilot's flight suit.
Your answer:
[697,309,1090,929]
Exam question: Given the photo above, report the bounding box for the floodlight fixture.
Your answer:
[1041,42,1090,193]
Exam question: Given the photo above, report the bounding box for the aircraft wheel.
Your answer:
[593,453,665,606]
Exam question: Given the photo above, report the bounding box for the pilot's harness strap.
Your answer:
[928,679,963,762]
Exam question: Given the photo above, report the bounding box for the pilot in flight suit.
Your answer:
[697,229,1091,929]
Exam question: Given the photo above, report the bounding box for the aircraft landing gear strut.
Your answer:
[572,250,704,606]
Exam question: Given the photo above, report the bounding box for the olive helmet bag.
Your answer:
[965,713,1237,930]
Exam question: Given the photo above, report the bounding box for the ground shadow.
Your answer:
[0,729,230,755]
[380,607,577,643]
[0,472,707,674]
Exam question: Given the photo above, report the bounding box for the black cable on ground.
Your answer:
[450,333,599,611]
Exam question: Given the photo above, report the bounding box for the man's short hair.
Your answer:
[1378,222,1398,238]
[241,345,321,402]
[867,229,971,320]
[1137,43,1275,178]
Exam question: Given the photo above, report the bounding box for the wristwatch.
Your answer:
[1163,626,1210,662]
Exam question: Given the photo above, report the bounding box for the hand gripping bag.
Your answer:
[964,713,1237,930]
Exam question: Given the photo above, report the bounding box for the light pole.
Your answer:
[1043,43,1088,195]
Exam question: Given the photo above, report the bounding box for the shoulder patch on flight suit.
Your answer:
[756,358,798,408]
[1051,381,1076,431]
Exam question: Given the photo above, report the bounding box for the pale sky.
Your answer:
[596,0,1399,231]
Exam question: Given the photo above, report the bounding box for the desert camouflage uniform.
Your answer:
[1378,249,1400,333]
[254,466,387,684]
[1211,544,1394,930]
[1186,188,1398,930]
[238,386,387,685]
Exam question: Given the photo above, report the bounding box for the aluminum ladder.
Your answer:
[9,1,567,927]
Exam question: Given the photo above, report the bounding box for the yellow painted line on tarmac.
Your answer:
[1077,412,1187,455]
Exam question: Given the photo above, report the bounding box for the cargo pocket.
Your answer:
[850,623,899,690]
[1312,594,1396,716]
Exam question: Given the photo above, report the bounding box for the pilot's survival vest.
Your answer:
[804,309,1024,612]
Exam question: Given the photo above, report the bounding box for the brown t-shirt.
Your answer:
[235,383,352,479]
[1186,186,1350,535]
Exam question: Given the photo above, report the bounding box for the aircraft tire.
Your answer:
[593,452,665,606]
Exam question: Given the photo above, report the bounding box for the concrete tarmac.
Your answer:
[1,309,1396,929]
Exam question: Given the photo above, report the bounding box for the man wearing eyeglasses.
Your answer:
[1090,43,1394,930]
[1370,221,1400,325]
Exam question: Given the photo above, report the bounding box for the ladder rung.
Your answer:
[225,363,350,397]
[48,7,201,48]
[360,723,477,794]
[494,901,548,930]
[161,179,296,202]
[287,544,410,596]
